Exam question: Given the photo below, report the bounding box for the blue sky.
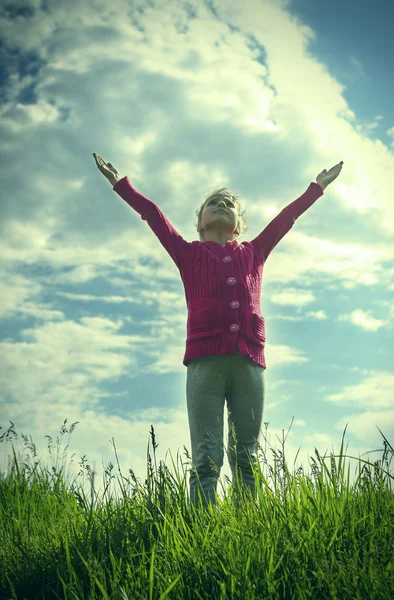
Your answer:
[1,0,393,502]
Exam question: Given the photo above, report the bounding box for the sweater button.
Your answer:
[230,324,239,333]
[227,277,236,286]
[230,301,239,309]
[223,256,231,263]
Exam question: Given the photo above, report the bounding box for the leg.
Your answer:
[186,354,228,510]
[226,347,266,505]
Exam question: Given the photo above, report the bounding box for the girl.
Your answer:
[93,152,344,511]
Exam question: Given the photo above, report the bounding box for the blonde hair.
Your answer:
[195,187,248,242]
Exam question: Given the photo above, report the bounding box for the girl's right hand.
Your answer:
[93,153,120,186]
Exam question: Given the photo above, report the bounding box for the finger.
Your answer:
[98,157,109,168]
[94,155,109,172]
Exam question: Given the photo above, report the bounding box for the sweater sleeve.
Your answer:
[250,182,324,262]
[113,176,189,270]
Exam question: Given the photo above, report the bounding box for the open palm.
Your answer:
[93,153,120,184]
[316,161,344,189]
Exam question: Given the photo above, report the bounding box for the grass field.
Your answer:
[0,419,393,599]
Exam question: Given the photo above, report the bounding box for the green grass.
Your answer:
[0,419,393,599]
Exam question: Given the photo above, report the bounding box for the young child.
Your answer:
[93,153,344,511]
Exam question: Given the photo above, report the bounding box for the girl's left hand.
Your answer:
[316,161,344,189]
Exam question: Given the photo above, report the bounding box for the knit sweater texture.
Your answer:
[113,177,324,369]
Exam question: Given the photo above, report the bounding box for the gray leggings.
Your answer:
[186,343,266,509]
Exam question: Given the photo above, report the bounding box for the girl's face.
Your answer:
[199,193,238,240]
